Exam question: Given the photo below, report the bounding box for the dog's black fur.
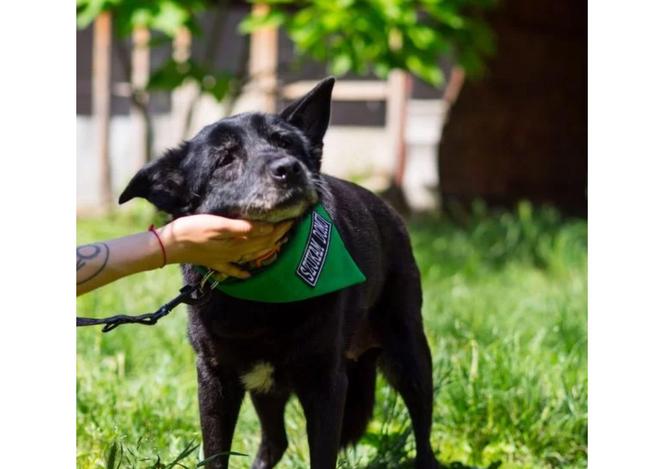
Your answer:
[120,78,439,469]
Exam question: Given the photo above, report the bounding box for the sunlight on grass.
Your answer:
[77,201,587,468]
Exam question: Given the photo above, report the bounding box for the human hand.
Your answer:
[158,215,294,279]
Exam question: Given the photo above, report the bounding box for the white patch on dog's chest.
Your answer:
[240,362,275,393]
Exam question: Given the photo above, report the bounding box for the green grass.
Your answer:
[77,200,587,469]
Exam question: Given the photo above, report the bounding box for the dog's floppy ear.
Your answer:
[119,142,190,214]
[280,76,335,146]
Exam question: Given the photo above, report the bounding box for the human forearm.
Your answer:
[76,231,164,296]
[76,215,293,296]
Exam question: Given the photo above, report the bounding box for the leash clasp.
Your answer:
[178,270,220,306]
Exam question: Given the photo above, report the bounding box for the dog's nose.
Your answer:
[268,157,303,183]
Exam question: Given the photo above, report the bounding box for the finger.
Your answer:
[225,219,294,254]
[213,262,251,279]
[271,220,294,240]
[232,237,279,256]
[211,271,229,282]
[212,218,274,239]
[240,247,277,262]
[277,219,295,231]
[235,226,290,251]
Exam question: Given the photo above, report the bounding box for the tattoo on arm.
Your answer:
[77,243,110,285]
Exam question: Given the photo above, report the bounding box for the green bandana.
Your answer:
[195,203,366,303]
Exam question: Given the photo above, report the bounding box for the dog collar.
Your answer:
[195,203,366,303]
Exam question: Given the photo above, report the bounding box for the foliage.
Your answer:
[241,0,496,85]
[147,59,234,101]
[77,201,587,468]
[77,0,496,105]
[76,0,239,104]
[76,0,205,37]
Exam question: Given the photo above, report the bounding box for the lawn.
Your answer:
[76,200,587,469]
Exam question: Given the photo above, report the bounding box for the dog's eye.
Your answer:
[270,133,294,150]
[215,150,235,169]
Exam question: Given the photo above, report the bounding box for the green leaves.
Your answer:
[238,9,287,34]
[77,0,235,103]
[105,441,119,469]
[101,439,247,468]
[76,0,205,36]
[195,450,248,467]
[147,59,193,91]
[330,52,353,76]
[240,0,496,86]
[77,0,497,103]
[148,59,233,102]
[406,54,444,86]
[77,0,110,29]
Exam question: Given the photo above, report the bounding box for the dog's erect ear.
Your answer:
[280,76,335,146]
[118,143,190,214]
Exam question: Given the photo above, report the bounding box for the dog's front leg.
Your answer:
[196,358,245,469]
[295,367,348,469]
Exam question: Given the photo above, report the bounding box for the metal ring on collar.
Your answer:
[200,269,217,290]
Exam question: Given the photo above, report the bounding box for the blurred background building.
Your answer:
[77,0,587,217]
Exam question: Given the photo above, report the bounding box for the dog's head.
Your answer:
[119,77,335,222]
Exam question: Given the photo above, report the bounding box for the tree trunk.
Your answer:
[131,26,152,167]
[92,12,113,211]
[438,0,587,216]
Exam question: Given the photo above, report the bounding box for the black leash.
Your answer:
[76,270,220,333]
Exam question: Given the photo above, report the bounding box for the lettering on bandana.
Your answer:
[296,211,332,287]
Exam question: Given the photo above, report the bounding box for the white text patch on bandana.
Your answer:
[296,211,332,287]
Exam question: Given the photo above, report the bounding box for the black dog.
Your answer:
[119,77,438,469]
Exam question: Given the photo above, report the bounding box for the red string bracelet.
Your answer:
[148,224,167,268]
